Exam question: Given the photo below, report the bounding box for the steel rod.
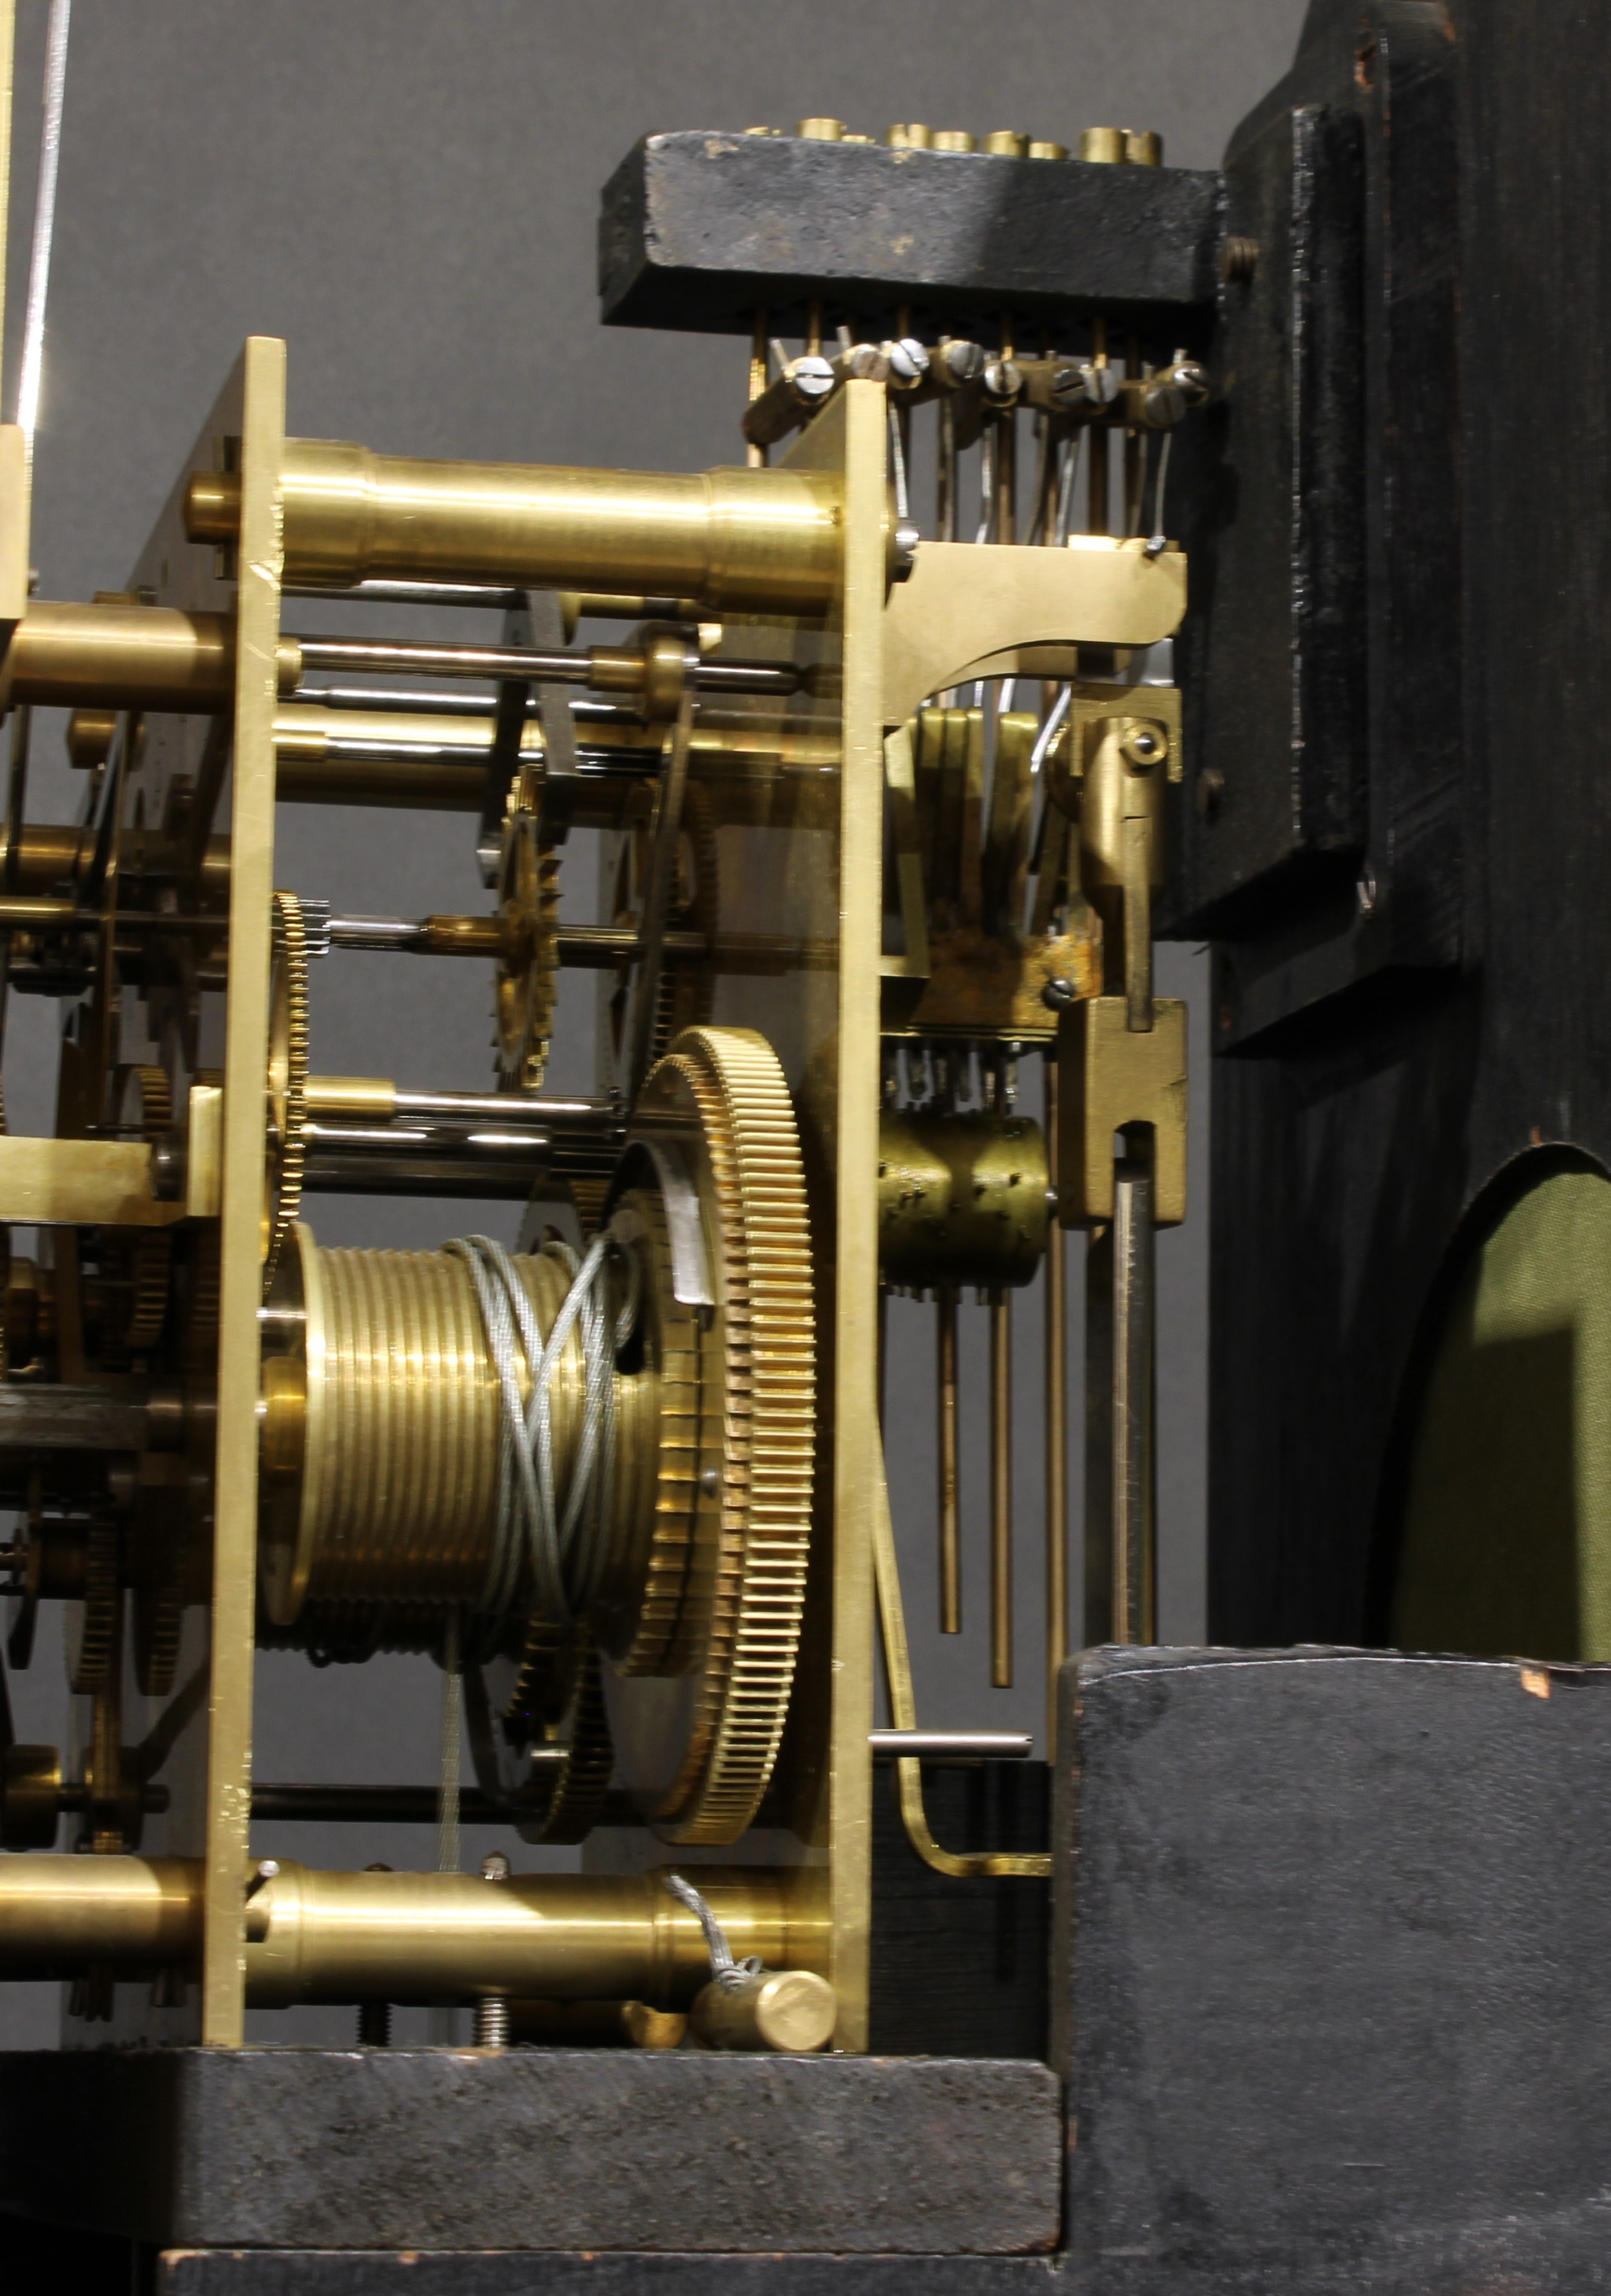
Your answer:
[1044,1050,1068,1748]
[1111,1148,1156,1644]
[289,634,798,697]
[869,1731,1033,1760]
[937,1287,961,1633]
[990,1289,1013,1688]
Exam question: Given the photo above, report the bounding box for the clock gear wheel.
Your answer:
[66,1521,120,1695]
[494,766,561,1094]
[264,890,310,1288]
[607,1024,815,1845]
[467,1631,613,1847]
[607,786,719,1080]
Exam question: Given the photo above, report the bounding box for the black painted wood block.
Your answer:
[1054,1646,1611,2293]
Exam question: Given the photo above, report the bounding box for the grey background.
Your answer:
[0,0,1306,2043]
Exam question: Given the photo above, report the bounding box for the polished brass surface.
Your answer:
[247,1862,791,2009]
[0,1852,202,1970]
[65,707,117,769]
[0,1136,187,1227]
[205,336,289,2047]
[0,598,296,713]
[1057,996,1188,1228]
[0,1853,793,2007]
[258,1226,586,1622]
[882,538,1185,726]
[188,442,848,617]
[877,1113,1049,1290]
[302,1076,398,1120]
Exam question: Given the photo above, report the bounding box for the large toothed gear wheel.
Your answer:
[494,768,561,1093]
[606,1024,815,1845]
[66,1522,120,1695]
[264,890,310,1288]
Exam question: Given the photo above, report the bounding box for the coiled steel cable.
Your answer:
[446,1231,639,1636]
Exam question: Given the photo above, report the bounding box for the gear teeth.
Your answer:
[133,1584,183,1698]
[640,1025,815,1846]
[67,1523,120,1695]
[124,1234,173,1350]
[495,769,561,1093]
[610,1186,701,1678]
[264,890,311,1291]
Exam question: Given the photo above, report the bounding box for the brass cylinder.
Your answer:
[188,440,847,616]
[878,1113,1050,1291]
[689,1967,836,2052]
[302,1076,398,1120]
[260,1231,583,1622]
[0,822,85,888]
[0,600,296,714]
[0,1853,200,1973]
[66,707,117,768]
[260,1220,671,1634]
[0,1854,796,2009]
[245,1862,790,2008]
[271,706,542,766]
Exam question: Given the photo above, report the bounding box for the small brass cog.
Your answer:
[264,891,310,1288]
[124,1065,175,1350]
[494,770,561,1093]
[66,1522,120,1695]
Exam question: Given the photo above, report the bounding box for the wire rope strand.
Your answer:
[16,0,70,451]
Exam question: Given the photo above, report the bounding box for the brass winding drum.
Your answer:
[256,1024,816,1845]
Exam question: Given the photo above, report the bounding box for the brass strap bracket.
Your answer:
[1057,994,1188,1228]
[871,1450,1050,1882]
